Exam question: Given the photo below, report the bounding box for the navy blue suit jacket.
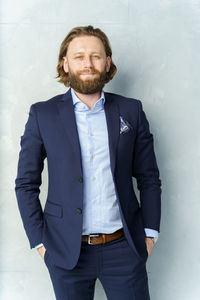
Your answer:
[15,88,161,269]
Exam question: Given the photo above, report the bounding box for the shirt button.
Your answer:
[92,176,96,180]
[79,177,83,183]
[76,208,82,214]
[90,133,94,136]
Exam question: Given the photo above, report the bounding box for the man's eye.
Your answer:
[93,55,99,58]
[75,56,83,59]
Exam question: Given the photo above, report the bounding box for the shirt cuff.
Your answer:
[34,243,44,249]
[144,228,159,238]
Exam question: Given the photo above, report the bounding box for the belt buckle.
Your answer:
[88,234,100,245]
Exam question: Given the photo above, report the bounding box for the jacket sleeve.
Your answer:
[132,100,162,231]
[15,104,47,248]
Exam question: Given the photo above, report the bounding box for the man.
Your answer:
[15,25,161,300]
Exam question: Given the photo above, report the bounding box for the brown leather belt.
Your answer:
[82,228,124,245]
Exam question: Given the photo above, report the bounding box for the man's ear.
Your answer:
[63,56,69,73]
[106,56,111,73]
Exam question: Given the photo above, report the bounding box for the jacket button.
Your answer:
[76,208,82,214]
[79,177,83,183]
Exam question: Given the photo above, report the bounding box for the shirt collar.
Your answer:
[70,88,105,112]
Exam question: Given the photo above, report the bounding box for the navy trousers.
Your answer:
[44,235,150,300]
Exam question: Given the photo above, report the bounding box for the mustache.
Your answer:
[77,69,100,75]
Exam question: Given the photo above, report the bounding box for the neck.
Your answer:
[73,90,102,110]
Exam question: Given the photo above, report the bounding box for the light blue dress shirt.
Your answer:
[35,88,158,248]
[72,88,123,234]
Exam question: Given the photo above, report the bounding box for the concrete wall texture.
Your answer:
[1,0,200,299]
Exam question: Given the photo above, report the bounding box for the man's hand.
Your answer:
[37,245,46,260]
[145,237,155,257]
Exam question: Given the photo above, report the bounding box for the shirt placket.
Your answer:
[87,110,102,232]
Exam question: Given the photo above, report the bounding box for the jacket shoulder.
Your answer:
[31,93,65,110]
[104,91,142,107]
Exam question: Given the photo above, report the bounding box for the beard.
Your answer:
[67,66,107,94]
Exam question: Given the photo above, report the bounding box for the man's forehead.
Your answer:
[68,36,104,52]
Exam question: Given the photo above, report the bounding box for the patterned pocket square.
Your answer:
[120,116,133,134]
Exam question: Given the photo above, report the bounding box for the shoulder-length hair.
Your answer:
[56,25,117,87]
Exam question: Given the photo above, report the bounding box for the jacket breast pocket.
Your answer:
[44,201,63,218]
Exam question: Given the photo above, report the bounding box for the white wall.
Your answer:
[1,0,200,299]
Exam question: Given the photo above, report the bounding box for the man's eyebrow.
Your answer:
[73,51,101,55]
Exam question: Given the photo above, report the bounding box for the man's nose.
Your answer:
[83,56,93,68]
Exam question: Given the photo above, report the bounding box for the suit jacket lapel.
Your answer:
[56,88,120,177]
[56,88,83,174]
[104,92,120,177]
